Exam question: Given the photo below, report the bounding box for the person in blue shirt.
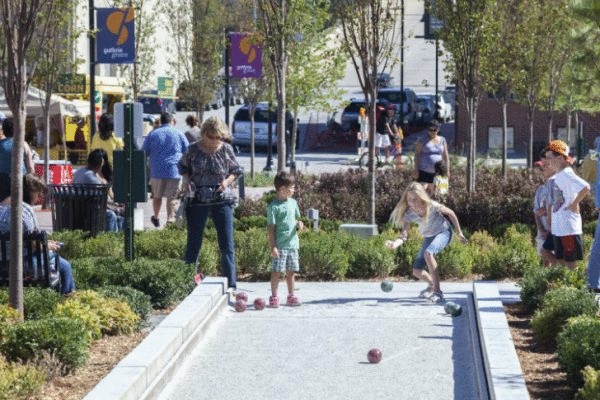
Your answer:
[142,112,189,227]
[0,118,34,176]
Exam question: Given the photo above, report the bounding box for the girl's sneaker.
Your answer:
[418,285,433,299]
[268,295,279,308]
[287,293,301,307]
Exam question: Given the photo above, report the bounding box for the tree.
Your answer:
[333,0,397,224]
[31,0,82,192]
[0,0,60,317]
[285,4,346,174]
[434,0,494,192]
[479,0,526,178]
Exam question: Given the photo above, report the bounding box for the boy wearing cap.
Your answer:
[541,140,590,269]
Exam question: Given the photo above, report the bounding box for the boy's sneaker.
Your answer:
[418,285,434,299]
[287,293,301,307]
[428,291,445,304]
[268,295,279,308]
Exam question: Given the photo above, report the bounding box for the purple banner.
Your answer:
[230,32,262,78]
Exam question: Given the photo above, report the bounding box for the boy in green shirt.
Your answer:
[267,171,304,307]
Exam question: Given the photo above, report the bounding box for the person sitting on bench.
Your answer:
[0,174,76,296]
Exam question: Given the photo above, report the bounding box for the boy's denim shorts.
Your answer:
[413,229,453,270]
[272,249,300,272]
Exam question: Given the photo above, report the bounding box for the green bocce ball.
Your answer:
[380,280,394,292]
[444,301,462,317]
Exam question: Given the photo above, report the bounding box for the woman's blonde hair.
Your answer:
[200,116,232,143]
[389,182,433,228]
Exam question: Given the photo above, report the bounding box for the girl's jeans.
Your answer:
[587,214,600,290]
[185,202,237,289]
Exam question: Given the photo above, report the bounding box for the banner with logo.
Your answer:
[230,32,262,78]
[157,77,174,97]
[96,8,135,64]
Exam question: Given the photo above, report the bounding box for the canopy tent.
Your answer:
[0,86,88,119]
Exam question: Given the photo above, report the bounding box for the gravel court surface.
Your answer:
[158,282,485,400]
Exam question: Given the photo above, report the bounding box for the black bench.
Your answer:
[0,231,60,291]
[50,184,110,237]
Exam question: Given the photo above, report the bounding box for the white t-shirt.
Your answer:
[403,201,450,238]
[548,167,590,236]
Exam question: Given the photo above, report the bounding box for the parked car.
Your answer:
[340,98,393,132]
[416,93,453,123]
[232,102,296,149]
[416,95,435,124]
[376,88,420,125]
[137,92,177,115]
[371,73,394,89]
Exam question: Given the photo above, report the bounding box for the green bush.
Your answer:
[96,285,153,323]
[484,225,539,279]
[518,265,567,311]
[0,355,46,400]
[576,366,600,400]
[299,231,349,280]
[235,228,270,279]
[531,287,598,345]
[346,234,395,279]
[22,288,62,320]
[0,317,90,372]
[0,305,19,342]
[54,290,140,341]
[135,228,187,259]
[437,239,475,278]
[119,259,196,308]
[391,226,423,277]
[467,230,496,275]
[556,315,600,386]
[234,215,268,232]
[196,240,219,277]
[48,230,89,260]
[70,256,127,290]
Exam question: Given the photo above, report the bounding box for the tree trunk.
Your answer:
[466,95,476,193]
[250,117,255,180]
[502,101,507,179]
[368,102,376,225]
[528,108,535,170]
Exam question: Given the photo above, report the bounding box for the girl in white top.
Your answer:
[385,182,467,303]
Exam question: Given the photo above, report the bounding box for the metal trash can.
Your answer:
[50,184,109,237]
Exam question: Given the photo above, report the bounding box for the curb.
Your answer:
[83,277,228,400]
[473,281,529,400]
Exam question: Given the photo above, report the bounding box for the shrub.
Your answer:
[531,287,598,345]
[556,315,600,386]
[484,226,539,279]
[346,235,395,279]
[70,256,127,290]
[0,305,19,342]
[48,230,89,260]
[391,226,423,277]
[135,228,187,259]
[467,230,496,275]
[437,239,475,278]
[576,366,600,400]
[235,228,270,279]
[518,265,567,311]
[196,240,219,277]
[0,355,46,400]
[96,285,153,324]
[234,215,268,232]
[54,290,140,341]
[0,317,90,372]
[22,288,62,320]
[120,259,196,308]
[299,231,349,280]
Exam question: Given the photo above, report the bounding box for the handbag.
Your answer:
[175,197,188,229]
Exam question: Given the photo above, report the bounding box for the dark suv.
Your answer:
[376,88,420,125]
[340,98,394,132]
[137,91,176,115]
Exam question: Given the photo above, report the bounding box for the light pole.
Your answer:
[89,0,96,138]
[399,0,405,126]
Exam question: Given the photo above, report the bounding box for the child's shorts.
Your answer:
[553,234,584,262]
[272,248,300,272]
[413,229,452,269]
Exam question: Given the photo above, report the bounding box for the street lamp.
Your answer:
[399,0,405,127]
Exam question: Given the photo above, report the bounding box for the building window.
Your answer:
[556,127,578,148]
[488,127,514,150]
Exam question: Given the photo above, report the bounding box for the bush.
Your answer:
[391,226,423,277]
[234,215,268,232]
[22,288,62,321]
[0,317,90,372]
[0,355,46,400]
[135,228,187,259]
[437,239,475,278]
[70,256,127,290]
[54,290,140,341]
[196,240,219,278]
[518,265,567,311]
[467,230,496,275]
[48,230,89,260]
[484,225,539,279]
[576,366,600,400]
[346,234,395,279]
[235,228,270,279]
[96,285,153,324]
[299,231,349,280]
[556,315,600,386]
[0,305,19,342]
[531,286,598,345]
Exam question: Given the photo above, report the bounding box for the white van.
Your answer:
[232,102,295,149]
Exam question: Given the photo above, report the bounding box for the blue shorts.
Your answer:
[413,229,452,270]
[271,249,300,272]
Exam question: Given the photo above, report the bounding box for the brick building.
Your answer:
[454,92,600,161]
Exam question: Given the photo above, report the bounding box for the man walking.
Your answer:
[142,112,189,227]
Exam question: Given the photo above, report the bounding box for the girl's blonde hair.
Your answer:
[389,182,433,228]
[200,116,232,143]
